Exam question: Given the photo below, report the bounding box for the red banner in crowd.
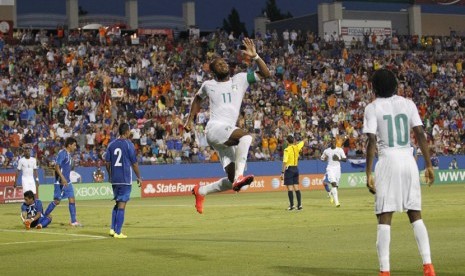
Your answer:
[0,172,16,186]
[141,174,325,198]
[0,172,23,203]
[0,186,24,204]
[415,0,465,5]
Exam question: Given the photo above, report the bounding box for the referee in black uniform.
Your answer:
[281,135,305,210]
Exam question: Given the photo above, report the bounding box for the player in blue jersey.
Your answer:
[21,190,52,229]
[105,123,142,239]
[44,137,81,226]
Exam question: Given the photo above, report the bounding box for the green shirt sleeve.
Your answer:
[246,71,256,84]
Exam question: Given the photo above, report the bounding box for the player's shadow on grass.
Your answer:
[273,266,455,276]
[153,237,293,244]
[273,266,372,276]
[135,248,208,261]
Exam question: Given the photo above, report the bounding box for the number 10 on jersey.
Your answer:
[383,114,408,147]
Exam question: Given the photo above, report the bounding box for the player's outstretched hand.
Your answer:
[366,175,376,194]
[425,166,435,187]
[241,38,257,58]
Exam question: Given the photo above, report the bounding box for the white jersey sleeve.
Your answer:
[408,99,423,128]
[17,158,24,171]
[321,149,328,161]
[196,82,208,100]
[363,104,377,135]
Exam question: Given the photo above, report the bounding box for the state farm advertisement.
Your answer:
[141,174,325,198]
[0,172,23,203]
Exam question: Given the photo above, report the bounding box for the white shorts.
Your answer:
[326,169,341,185]
[21,178,37,194]
[206,121,238,169]
[374,149,421,214]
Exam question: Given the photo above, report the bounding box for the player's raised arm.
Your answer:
[241,37,270,79]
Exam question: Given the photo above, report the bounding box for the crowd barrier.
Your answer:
[1,155,464,203]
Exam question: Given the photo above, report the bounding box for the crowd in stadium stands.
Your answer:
[0,28,464,169]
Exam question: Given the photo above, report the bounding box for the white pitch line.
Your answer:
[1,238,105,245]
[0,229,106,245]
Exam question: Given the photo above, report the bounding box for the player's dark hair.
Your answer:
[24,190,34,199]
[287,135,295,144]
[65,137,77,147]
[209,58,229,80]
[119,123,130,135]
[371,69,397,98]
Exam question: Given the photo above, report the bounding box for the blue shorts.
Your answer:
[323,173,330,184]
[53,183,75,200]
[31,216,51,228]
[112,185,132,202]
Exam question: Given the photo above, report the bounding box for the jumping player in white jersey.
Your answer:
[184,37,271,214]
[15,146,39,197]
[321,137,346,207]
[364,69,436,276]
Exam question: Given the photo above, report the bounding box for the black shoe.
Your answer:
[297,206,303,211]
[287,206,295,211]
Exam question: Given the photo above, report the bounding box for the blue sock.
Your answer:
[69,203,77,223]
[111,205,117,230]
[39,216,52,228]
[45,202,56,216]
[115,208,125,234]
[324,183,331,193]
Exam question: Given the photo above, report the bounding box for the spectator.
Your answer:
[449,158,458,170]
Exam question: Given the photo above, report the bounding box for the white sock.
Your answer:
[199,177,232,195]
[331,187,339,204]
[377,224,391,272]
[234,135,252,179]
[412,219,432,264]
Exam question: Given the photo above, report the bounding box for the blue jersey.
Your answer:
[105,138,137,185]
[55,149,73,184]
[21,199,44,218]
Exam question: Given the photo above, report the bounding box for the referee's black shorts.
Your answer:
[283,166,299,185]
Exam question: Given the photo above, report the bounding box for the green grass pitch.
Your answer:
[1,185,464,276]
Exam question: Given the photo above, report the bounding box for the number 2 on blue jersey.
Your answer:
[114,148,122,166]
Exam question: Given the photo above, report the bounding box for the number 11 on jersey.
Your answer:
[222,93,231,103]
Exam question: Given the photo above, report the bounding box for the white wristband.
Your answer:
[252,55,260,61]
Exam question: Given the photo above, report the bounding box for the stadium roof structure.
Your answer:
[16,14,187,30]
